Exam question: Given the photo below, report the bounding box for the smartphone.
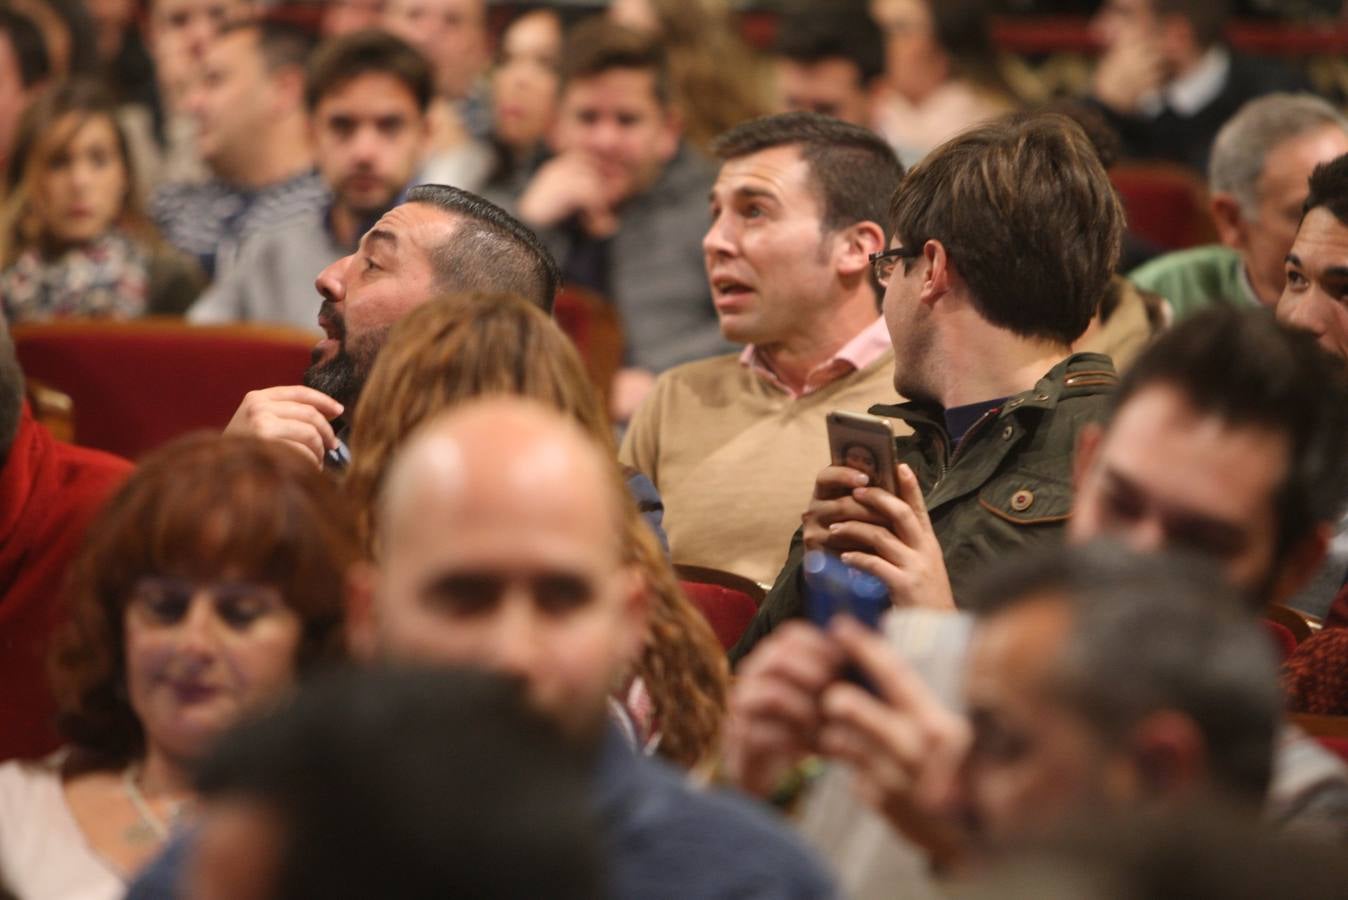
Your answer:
[803,550,888,631]
[826,410,898,494]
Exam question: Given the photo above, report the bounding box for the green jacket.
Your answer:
[729,353,1118,664]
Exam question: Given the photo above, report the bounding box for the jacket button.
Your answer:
[1010,489,1034,512]
[1001,425,1014,441]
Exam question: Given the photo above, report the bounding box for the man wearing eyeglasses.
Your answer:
[731,112,1123,660]
[619,112,904,589]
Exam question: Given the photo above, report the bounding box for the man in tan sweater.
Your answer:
[620,112,904,587]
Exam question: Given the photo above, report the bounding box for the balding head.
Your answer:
[349,398,643,739]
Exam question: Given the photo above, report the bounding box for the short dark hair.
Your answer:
[197,666,601,899]
[220,18,315,75]
[888,112,1123,345]
[1155,0,1231,50]
[403,184,561,312]
[713,111,903,236]
[773,5,883,85]
[1302,151,1348,228]
[0,8,49,88]
[968,541,1281,803]
[1115,306,1348,563]
[305,29,432,113]
[561,16,670,108]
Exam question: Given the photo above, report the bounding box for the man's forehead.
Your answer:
[712,145,813,202]
[317,73,421,116]
[565,68,662,110]
[1289,207,1348,269]
[364,202,456,250]
[968,596,1073,700]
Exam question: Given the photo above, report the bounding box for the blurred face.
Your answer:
[1089,0,1159,48]
[321,0,385,38]
[704,144,839,346]
[776,58,871,127]
[124,574,301,761]
[954,596,1128,853]
[554,68,678,206]
[881,237,938,402]
[869,0,944,102]
[185,28,271,173]
[369,443,642,738]
[313,73,428,220]
[1070,385,1288,593]
[1279,207,1348,362]
[34,113,128,247]
[607,0,659,35]
[383,0,487,100]
[307,201,450,406]
[1234,127,1348,307]
[491,10,562,153]
[149,0,249,100]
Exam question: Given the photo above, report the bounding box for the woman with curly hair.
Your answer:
[0,434,356,899]
[345,290,728,769]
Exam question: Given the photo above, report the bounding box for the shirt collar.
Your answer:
[739,317,892,399]
[1139,46,1231,118]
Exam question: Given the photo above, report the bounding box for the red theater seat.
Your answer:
[675,564,765,652]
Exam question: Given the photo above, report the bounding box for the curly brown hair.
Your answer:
[50,433,358,768]
[346,291,728,767]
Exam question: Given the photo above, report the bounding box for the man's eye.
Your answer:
[363,256,379,272]
[536,576,590,614]
[1285,269,1307,288]
[132,579,191,624]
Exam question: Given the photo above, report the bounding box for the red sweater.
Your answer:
[0,404,130,760]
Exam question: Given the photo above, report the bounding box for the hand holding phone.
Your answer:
[827,410,898,493]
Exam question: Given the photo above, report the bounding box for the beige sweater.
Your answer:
[620,351,903,587]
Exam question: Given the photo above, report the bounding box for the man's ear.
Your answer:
[272,64,307,115]
[917,239,952,308]
[1073,422,1104,490]
[345,561,380,663]
[616,563,651,669]
[1268,523,1330,606]
[835,220,886,280]
[1124,710,1208,802]
[1210,193,1248,251]
[656,105,682,163]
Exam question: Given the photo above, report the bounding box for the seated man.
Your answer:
[770,4,883,128]
[1087,0,1304,174]
[222,184,559,468]
[732,112,1123,660]
[150,19,326,280]
[510,17,731,420]
[188,30,432,330]
[620,111,903,587]
[1130,93,1348,319]
[0,317,130,760]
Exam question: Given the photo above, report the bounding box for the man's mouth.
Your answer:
[711,276,754,303]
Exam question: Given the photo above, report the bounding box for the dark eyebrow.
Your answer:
[1286,252,1301,267]
[364,228,398,253]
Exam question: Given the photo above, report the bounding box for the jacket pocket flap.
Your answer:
[978,475,1072,525]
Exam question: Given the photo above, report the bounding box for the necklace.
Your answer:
[121,764,180,845]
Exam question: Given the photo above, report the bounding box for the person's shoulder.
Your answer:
[621,754,837,897]
[1129,243,1237,282]
[49,437,134,487]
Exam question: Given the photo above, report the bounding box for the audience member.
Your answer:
[512,17,730,420]
[0,80,204,322]
[620,112,903,587]
[482,6,565,200]
[0,314,130,762]
[770,4,884,128]
[150,19,324,280]
[0,8,50,173]
[321,0,385,38]
[731,544,1282,871]
[10,0,96,81]
[222,184,559,469]
[188,668,601,900]
[344,292,727,768]
[1087,0,1305,174]
[345,397,836,897]
[382,0,493,190]
[0,433,354,898]
[868,0,1018,165]
[1130,94,1348,319]
[608,0,770,156]
[733,112,1123,659]
[188,30,431,330]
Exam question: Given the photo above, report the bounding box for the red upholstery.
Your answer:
[679,580,758,652]
[552,284,622,409]
[1264,619,1298,662]
[1110,163,1217,251]
[1316,736,1348,766]
[13,319,317,460]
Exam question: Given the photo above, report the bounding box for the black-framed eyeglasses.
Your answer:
[869,246,922,287]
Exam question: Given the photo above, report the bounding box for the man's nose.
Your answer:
[1279,291,1325,338]
[702,215,736,259]
[480,593,545,682]
[315,254,352,303]
[176,595,225,660]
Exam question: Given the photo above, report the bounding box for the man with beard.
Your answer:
[189,30,433,330]
[732,112,1123,659]
[0,316,131,760]
[222,183,559,469]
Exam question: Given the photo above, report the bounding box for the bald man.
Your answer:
[346,399,838,898]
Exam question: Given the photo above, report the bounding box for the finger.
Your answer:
[737,622,843,690]
[814,464,871,500]
[895,463,933,530]
[828,520,915,569]
[244,385,344,420]
[822,682,925,765]
[832,617,949,723]
[849,487,927,551]
[276,437,325,468]
[268,401,340,450]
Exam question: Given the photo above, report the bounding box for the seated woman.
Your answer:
[0,79,203,323]
[344,291,728,769]
[0,434,355,899]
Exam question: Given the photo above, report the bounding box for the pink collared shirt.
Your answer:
[739,317,892,399]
